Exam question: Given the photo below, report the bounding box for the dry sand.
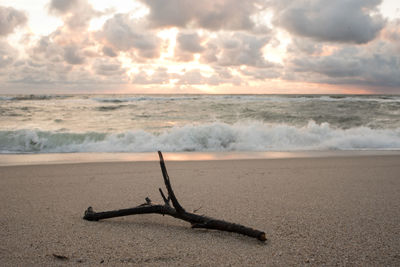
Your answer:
[1,155,399,266]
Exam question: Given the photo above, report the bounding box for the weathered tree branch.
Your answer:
[83,151,266,242]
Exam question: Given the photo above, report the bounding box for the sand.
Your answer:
[1,155,400,266]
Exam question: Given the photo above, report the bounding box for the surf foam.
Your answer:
[1,121,400,153]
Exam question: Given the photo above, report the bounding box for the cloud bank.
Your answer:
[0,0,399,94]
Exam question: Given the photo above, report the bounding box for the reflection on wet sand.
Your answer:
[1,150,400,166]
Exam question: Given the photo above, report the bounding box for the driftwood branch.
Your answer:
[83,151,266,242]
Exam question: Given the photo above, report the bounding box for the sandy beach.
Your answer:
[1,154,400,266]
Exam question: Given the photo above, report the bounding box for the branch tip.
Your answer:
[258,232,267,242]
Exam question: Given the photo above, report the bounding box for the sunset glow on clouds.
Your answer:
[0,0,399,94]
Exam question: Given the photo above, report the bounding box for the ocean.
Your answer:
[1,94,400,154]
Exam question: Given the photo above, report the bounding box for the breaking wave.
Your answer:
[1,121,400,153]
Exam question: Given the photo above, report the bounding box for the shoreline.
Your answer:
[1,150,400,166]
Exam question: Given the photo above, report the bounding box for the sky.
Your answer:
[0,0,399,94]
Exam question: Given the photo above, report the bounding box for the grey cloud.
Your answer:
[207,74,241,86]
[0,41,18,68]
[384,20,400,41]
[64,45,85,65]
[1,12,130,87]
[8,59,72,84]
[201,43,218,63]
[93,59,125,76]
[213,67,233,79]
[287,37,323,55]
[102,46,117,57]
[9,36,88,84]
[286,40,400,90]
[30,36,64,63]
[240,66,281,80]
[48,0,100,29]
[131,67,242,86]
[211,67,242,85]
[99,14,161,59]
[177,69,241,86]
[291,52,362,78]
[8,54,116,86]
[175,32,205,61]
[204,32,274,68]
[132,68,171,84]
[0,6,27,36]
[49,0,79,14]
[273,0,385,44]
[382,19,400,52]
[177,32,204,53]
[140,0,261,31]
[177,70,206,85]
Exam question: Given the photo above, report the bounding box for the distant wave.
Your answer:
[91,96,201,103]
[0,96,15,101]
[1,121,400,153]
[2,94,398,103]
[213,95,400,103]
[0,95,72,101]
[90,95,400,104]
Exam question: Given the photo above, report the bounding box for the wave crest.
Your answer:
[1,121,400,153]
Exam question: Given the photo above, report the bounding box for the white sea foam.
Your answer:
[1,121,399,153]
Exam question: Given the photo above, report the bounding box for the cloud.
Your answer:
[382,19,400,51]
[172,30,280,81]
[131,67,242,86]
[29,30,93,65]
[273,0,385,44]
[285,38,400,91]
[6,31,93,85]
[240,66,281,80]
[63,44,85,65]
[49,0,79,13]
[30,35,64,63]
[177,69,242,86]
[92,59,126,77]
[7,58,73,84]
[140,0,262,31]
[48,0,101,29]
[102,46,118,57]
[174,32,205,61]
[2,0,398,94]
[202,32,275,68]
[287,37,323,55]
[98,13,161,59]
[177,69,207,85]
[177,32,205,53]
[132,67,171,84]
[0,6,27,36]
[0,41,18,69]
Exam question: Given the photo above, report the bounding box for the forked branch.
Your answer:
[83,151,266,242]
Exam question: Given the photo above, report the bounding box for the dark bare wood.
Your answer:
[157,151,185,213]
[83,151,266,242]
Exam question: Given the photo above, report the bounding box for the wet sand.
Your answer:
[1,155,399,266]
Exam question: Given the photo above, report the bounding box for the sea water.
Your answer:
[1,94,400,153]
